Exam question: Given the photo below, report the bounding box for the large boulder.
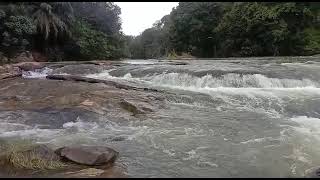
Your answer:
[13,62,45,71]
[55,145,119,166]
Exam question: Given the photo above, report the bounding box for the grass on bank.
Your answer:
[0,138,66,171]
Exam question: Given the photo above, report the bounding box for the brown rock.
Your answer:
[119,99,144,115]
[55,145,119,166]
[0,72,22,80]
[14,62,45,71]
[0,64,22,80]
[31,51,48,62]
[12,51,34,63]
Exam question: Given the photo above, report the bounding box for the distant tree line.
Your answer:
[0,2,319,62]
[124,2,320,59]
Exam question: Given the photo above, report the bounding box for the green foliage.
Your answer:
[32,3,71,40]
[71,2,121,35]
[4,16,36,36]
[69,2,124,60]
[0,2,124,61]
[0,5,36,57]
[0,2,319,61]
[303,27,320,55]
[128,2,319,59]
[71,19,113,60]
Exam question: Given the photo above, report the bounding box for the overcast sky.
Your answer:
[115,2,179,36]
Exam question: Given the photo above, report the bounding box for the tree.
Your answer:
[168,2,225,57]
[32,3,71,41]
[214,2,315,57]
[0,3,36,57]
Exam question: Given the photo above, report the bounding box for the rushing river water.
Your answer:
[4,57,320,177]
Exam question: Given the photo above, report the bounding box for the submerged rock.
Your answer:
[305,167,320,178]
[63,168,105,177]
[120,98,153,116]
[55,145,119,166]
[59,163,128,178]
[98,163,128,178]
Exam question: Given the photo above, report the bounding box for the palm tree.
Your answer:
[32,2,72,40]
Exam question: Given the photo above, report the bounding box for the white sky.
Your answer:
[115,2,179,36]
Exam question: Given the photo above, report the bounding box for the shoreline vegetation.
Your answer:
[0,2,319,64]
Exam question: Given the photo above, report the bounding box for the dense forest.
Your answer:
[0,2,125,62]
[127,2,320,59]
[0,2,319,62]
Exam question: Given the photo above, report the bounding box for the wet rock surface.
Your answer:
[51,64,105,75]
[120,98,154,116]
[304,167,320,178]
[63,168,105,177]
[0,61,165,177]
[55,145,119,166]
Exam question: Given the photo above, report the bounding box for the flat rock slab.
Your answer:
[51,64,104,75]
[55,146,119,166]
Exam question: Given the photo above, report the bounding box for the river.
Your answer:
[3,56,320,177]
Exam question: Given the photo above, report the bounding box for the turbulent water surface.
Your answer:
[4,57,320,177]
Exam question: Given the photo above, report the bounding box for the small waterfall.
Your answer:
[142,72,318,89]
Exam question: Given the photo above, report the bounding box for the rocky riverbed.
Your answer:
[2,57,320,177]
[0,60,168,177]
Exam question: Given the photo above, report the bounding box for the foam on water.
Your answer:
[87,70,320,94]
[22,67,53,79]
[289,116,320,138]
[143,72,318,88]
